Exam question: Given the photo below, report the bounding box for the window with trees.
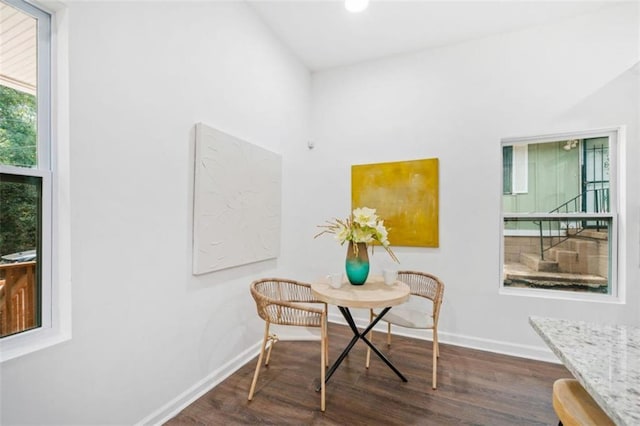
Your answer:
[0,0,51,339]
[501,129,617,298]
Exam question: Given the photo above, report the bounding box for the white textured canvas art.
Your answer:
[192,123,282,274]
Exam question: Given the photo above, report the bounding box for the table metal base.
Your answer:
[317,306,407,391]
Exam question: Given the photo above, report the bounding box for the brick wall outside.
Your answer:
[505,235,609,277]
[504,236,541,263]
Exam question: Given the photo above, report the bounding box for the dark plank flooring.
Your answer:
[166,323,569,425]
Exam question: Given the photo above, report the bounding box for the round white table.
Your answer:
[311,275,410,385]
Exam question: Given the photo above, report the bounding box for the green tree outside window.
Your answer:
[1,85,39,257]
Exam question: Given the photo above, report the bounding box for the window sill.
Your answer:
[499,286,624,304]
[0,325,71,363]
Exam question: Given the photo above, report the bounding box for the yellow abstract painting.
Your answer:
[352,158,439,247]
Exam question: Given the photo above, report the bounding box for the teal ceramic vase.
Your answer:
[345,241,369,285]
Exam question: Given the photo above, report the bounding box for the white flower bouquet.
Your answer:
[315,206,399,262]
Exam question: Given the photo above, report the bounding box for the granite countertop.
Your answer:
[529,316,640,426]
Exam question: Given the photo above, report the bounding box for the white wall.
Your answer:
[1,2,310,424]
[290,3,640,356]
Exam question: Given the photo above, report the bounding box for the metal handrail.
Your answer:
[534,188,609,260]
[549,188,609,215]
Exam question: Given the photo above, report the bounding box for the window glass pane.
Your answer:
[0,173,42,337]
[502,139,612,214]
[583,137,610,213]
[503,217,610,294]
[0,0,51,349]
[0,2,38,168]
[502,145,512,194]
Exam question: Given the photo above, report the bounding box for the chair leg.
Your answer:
[264,333,278,366]
[324,323,329,367]
[434,328,440,358]
[432,328,438,390]
[248,321,271,401]
[320,313,326,412]
[387,322,392,347]
[365,309,373,368]
[324,304,329,367]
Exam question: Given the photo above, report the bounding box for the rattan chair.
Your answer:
[248,278,328,411]
[365,271,444,389]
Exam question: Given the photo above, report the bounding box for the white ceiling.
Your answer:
[248,0,621,71]
[0,0,623,92]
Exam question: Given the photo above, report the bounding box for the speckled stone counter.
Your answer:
[530,316,640,426]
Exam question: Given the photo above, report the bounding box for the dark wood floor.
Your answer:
[166,323,569,425]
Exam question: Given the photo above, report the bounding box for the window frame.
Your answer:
[1,0,70,362]
[499,127,620,302]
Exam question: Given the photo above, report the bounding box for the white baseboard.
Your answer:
[139,315,559,424]
[136,330,320,426]
[136,341,262,426]
[436,330,560,363]
[327,312,560,364]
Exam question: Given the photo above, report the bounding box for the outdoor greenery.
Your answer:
[0,85,39,258]
[0,85,37,167]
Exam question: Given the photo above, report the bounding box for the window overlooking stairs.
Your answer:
[501,129,618,298]
[504,224,609,293]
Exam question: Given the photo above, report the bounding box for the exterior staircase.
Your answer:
[519,230,608,277]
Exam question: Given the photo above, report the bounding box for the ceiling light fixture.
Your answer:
[345,0,369,13]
